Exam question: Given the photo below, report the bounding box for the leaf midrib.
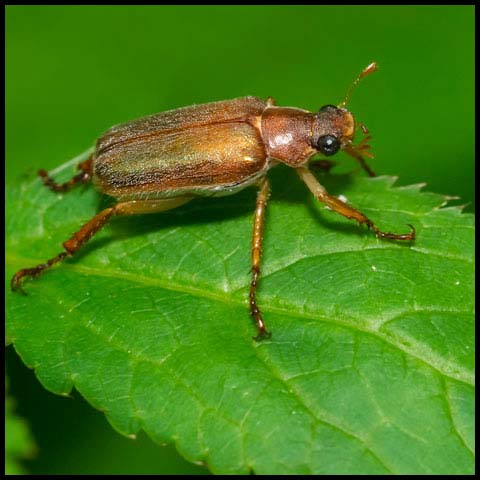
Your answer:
[7,253,474,386]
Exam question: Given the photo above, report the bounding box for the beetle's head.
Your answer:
[310,62,377,163]
[311,105,355,156]
[310,105,373,162]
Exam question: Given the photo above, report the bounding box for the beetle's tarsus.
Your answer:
[250,302,271,341]
[10,251,69,294]
[367,220,416,241]
[38,157,93,193]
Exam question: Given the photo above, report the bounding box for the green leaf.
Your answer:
[5,375,36,474]
[5,157,474,474]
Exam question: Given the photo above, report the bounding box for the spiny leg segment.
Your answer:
[296,167,415,240]
[250,177,271,341]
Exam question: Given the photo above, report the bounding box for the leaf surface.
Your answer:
[6,157,474,474]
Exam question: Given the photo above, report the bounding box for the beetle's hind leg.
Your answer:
[39,156,94,192]
[11,196,193,293]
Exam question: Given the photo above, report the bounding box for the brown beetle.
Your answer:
[11,62,415,340]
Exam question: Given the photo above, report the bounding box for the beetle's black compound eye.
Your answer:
[316,134,340,156]
[319,104,337,113]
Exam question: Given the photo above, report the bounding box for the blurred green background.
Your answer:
[5,5,474,475]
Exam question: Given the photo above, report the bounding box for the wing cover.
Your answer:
[94,97,268,200]
[96,96,266,154]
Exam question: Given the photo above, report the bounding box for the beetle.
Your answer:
[11,62,415,340]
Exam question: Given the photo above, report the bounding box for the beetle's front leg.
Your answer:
[296,167,415,240]
[250,177,271,341]
[343,145,376,177]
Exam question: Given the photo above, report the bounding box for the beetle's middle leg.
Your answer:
[296,167,415,240]
[250,177,271,341]
[11,196,193,293]
[39,156,94,192]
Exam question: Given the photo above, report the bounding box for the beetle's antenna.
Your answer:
[338,62,378,109]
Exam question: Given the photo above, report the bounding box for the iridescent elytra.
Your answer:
[11,62,415,340]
